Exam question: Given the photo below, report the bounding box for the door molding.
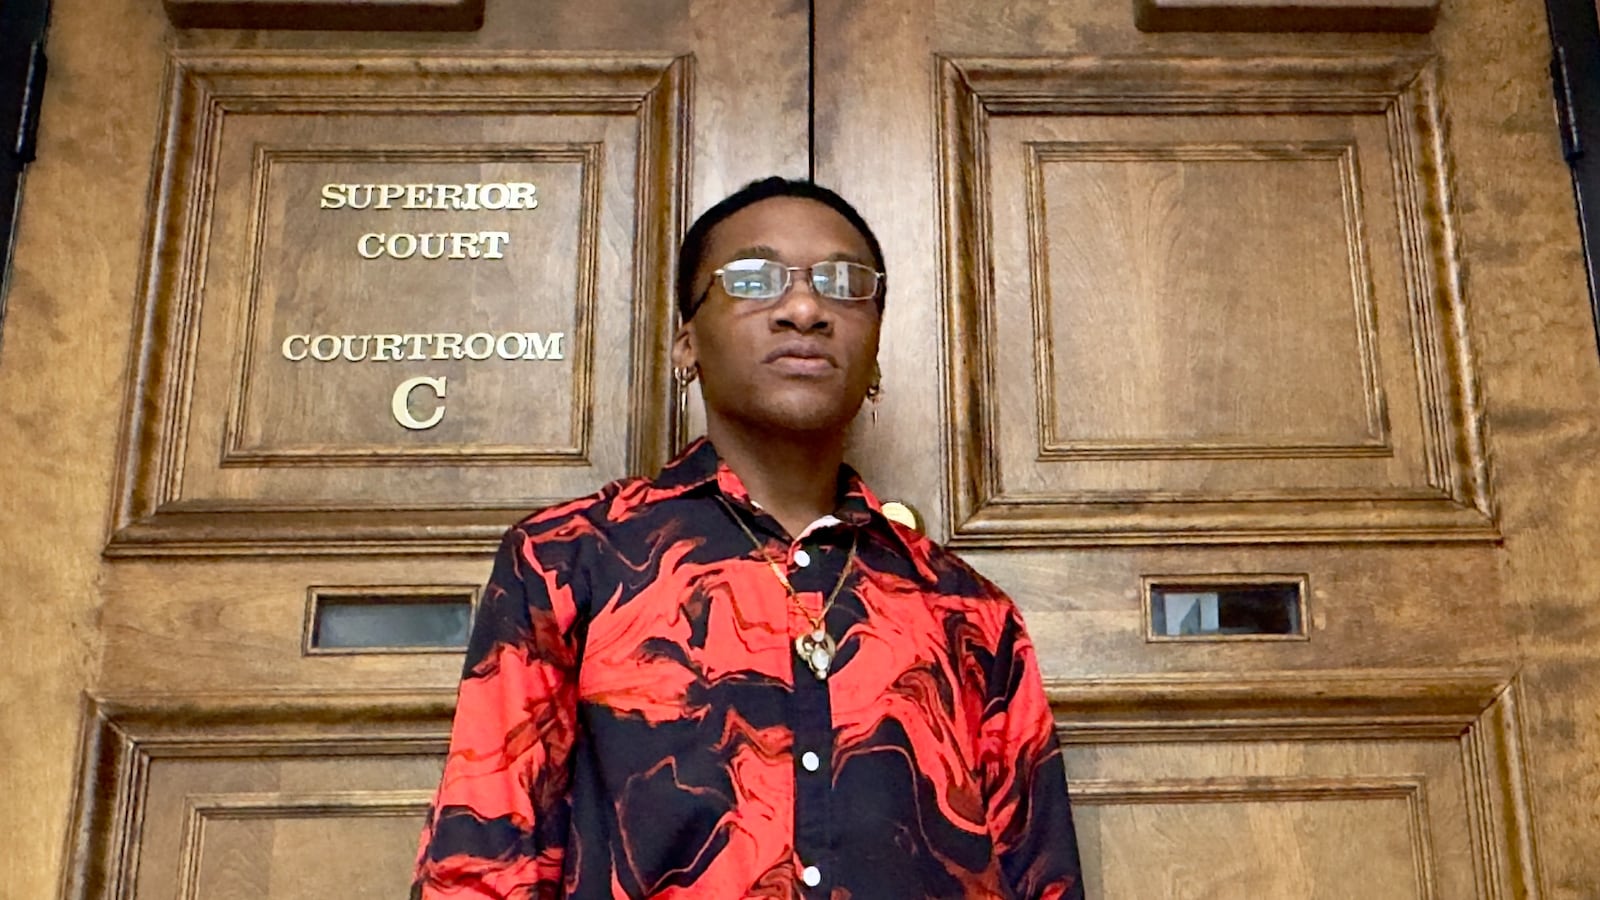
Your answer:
[935,53,1497,548]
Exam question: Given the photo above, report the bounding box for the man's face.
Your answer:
[673,195,882,439]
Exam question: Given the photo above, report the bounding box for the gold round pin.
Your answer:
[880,500,922,533]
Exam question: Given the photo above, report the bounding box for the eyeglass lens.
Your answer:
[719,258,877,301]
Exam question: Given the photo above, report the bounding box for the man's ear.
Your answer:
[671,321,697,371]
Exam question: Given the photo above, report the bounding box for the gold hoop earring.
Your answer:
[674,365,698,432]
[866,363,883,425]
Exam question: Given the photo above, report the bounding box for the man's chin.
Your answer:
[740,399,864,439]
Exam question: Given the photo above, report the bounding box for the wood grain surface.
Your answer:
[4,0,1600,896]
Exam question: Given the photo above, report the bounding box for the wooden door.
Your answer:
[3,0,1598,897]
[818,0,1593,897]
[0,1,807,897]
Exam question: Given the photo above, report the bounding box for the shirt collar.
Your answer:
[652,436,916,555]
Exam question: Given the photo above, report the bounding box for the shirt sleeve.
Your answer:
[412,525,584,900]
[981,603,1085,900]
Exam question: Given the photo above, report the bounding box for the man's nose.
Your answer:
[773,270,831,332]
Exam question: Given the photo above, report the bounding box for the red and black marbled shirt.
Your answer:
[413,438,1082,899]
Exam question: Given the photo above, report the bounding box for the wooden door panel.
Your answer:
[1077,774,1440,898]
[990,545,1507,678]
[67,696,449,900]
[171,792,427,900]
[936,53,1492,546]
[818,0,1562,895]
[1052,670,1534,897]
[9,2,806,899]
[110,52,689,556]
[139,788,435,900]
[96,557,481,691]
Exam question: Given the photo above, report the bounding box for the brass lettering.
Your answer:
[375,185,405,210]
[432,333,465,360]
[418,233,449,260]
[373,334,405,361]
[449,233,480,259]
[319,182,538,211]
[356,231,509,260]
[463,333,495,361]
[387,233,418,259]
[319,184,347,210]
[392,376,447,430]
[523,332,565,361]
[279,331,565,363]
[478,183,509,210]
[496,332,528,360]
[480,232,510,259]
[508,182,537,210]
[310,335,341,362]
[341,334,371,362]
[282,334,310,361]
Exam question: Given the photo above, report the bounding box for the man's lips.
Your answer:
[763,342,838,367]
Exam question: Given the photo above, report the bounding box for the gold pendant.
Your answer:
[794,629,837,680]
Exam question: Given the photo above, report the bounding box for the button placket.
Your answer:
[788,544,839,900]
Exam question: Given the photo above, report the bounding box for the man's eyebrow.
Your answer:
[721,245,872,266]
[723,244,783,261]
[820,250,872,265]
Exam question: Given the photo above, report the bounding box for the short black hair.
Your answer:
[676,177,886,321]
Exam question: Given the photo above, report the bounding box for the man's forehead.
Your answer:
[702,197,872,260]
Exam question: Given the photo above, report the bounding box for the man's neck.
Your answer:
[707,418,846,539]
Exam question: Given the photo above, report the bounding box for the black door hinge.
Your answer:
[1554,44,1584,162]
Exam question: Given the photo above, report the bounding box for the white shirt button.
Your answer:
[801,865,821,887]
[801,751,820,772]
[793,549,811,568]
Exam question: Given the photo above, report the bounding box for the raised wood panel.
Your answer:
[65,671,1536,899]
[176,792,430,899]
[223,144,601,465]
[937,53,1495,547]
[109,52,690,557]
[62,692,451,900]
[1134,0,1440,33]
[1056,670,1537,899]
[1075,776,1433,897]
[1026,140,1389,461]
[164,0,484,31]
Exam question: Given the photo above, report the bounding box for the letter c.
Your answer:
[392,375,447,430]
[281,334,309,361]
[358,233,384,259]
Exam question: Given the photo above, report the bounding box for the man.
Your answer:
[413,178,1084,899]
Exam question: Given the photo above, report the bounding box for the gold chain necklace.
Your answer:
[716,496,858,680]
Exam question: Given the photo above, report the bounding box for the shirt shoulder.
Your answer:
[879,520,1018,611]
[505,472,666,539]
